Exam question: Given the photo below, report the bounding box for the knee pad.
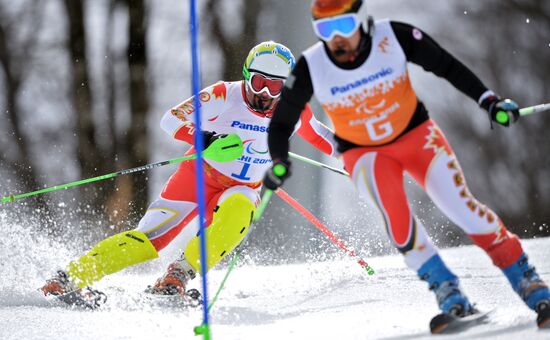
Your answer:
[185,193,256,273]
[137,198,197,239]
[67,230,159,288]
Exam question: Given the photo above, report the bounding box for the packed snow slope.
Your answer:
[0,217,548,339]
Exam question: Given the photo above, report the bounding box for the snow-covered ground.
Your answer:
[0,215,548,340]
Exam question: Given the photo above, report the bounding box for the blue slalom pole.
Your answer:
[189,0,210,338]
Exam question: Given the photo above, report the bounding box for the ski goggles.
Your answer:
[312,13,361,41]
[247,72,285,98]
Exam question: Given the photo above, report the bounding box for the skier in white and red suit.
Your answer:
[263,0,550,329]
[41,41,338,300]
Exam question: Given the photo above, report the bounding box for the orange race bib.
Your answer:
[323,74,417,145]
[303,19,419,146]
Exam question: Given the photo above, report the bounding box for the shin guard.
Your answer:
[67,230,159,288]
[185,193,255,272]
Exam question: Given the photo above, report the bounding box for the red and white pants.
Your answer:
[342,119,522,270]
[135,159,260,252]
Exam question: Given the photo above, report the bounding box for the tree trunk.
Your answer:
[124,0,150,221]
[0,3,51,216]
[205,0,261,81]
[63,0,109,217]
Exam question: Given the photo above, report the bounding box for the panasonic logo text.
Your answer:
[330,68,394,95]
[231,121,269,132]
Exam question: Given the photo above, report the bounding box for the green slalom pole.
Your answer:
[0,154,196,204]
[496,102,550,125]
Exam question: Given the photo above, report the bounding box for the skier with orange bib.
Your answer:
[263,0,550,332]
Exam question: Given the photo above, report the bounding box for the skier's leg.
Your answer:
[344,148,472,314]
[149,185,258,295]
[183,185,258,272]
[137,197,199,252]
[407,121,549,313]
[63,196,202,289]
[64,230,158,288]
[343,148,437,269]
[40,160,209,294]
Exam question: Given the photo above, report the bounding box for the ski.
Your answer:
[537,302,550,329]
[429,309,492,334]
[142,287,202,308]
[47,287,107,310]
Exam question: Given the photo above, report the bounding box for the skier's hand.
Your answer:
[201,131,223,148]
[263,159,291,190]
[201,131,243,162]
[481,96,520,127]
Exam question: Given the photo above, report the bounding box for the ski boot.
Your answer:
[41,270,77,296]
[41,270,106,309]
[145,261,201,306]
[502,253,550,328]
[146,262,192,296]
[418,255,473,316]
[418,255,485,334]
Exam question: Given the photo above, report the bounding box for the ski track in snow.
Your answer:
[0,222,549,340]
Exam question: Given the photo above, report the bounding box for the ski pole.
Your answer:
[0,135,243,204]
[289,152,349,177]
[0,154,197,204]
[207,249,240,313]
[253,162,289,222]
[496,102,550,125]
[519,103,550,117]
[275,188,374,275]
[253,154,346,222]
[253,189,273,222]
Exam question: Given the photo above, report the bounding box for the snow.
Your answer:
[0,214,548,340]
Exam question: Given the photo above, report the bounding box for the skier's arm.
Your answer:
[295,104,338,157]
[268,56,314,162]
[391,21,492,104]
[160,82,227,144]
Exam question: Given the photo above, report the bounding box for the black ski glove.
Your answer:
[263,159,292,190]
[201,131,227,148]
[481,96,520,128]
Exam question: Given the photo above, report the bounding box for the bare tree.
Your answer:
[121,0,150,221]
[0,1,51,217]
[205,0,262,80]
[62,0,113,219]
[443,0,550,237]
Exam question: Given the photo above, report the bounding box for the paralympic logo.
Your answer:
[243,139,268,155]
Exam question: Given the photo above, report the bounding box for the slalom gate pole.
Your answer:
[0,154,198,204]
[275,189,375,275]
[188,1,210,338]
[519,103,550,117]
